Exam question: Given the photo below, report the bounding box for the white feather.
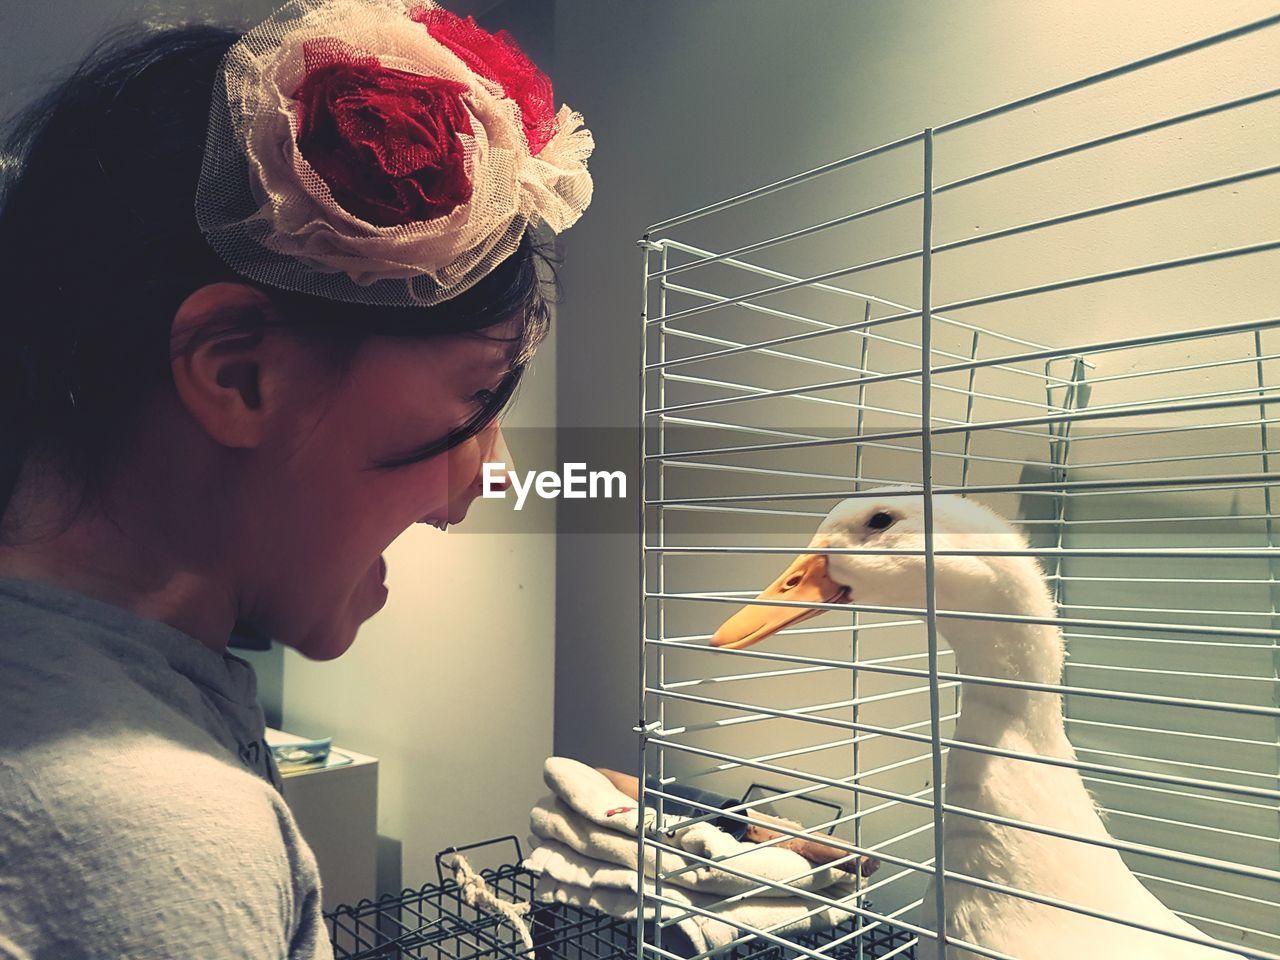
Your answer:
[808,492,1241,960]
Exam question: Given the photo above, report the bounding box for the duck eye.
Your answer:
[867,511,896,531]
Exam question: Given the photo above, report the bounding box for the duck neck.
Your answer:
[942,573,1072,758]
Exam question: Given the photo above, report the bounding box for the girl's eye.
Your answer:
[473,389,497,407]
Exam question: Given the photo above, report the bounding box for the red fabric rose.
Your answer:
[410,7,558,155]
[292,40,474,227]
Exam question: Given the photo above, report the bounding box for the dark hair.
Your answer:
[0,23,555,528]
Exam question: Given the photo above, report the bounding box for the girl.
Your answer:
[0,2,591,956]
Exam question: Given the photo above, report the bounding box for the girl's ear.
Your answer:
[169,283,299,449]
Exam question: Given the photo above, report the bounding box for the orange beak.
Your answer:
[711,549,851,649]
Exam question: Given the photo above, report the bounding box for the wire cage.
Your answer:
[324,838,916,960]
[638,13,1279,960]
[324,837,621,960]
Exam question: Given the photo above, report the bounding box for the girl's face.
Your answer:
[240,324,519,661]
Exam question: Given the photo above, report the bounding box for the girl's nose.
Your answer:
[480,426,514,492]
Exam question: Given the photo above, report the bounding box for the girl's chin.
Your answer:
[287,622,359,661]
[281,560,390,660]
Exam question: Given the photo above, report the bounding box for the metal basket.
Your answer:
[324,837,916,960]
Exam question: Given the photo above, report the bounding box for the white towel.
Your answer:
[530,794,853,897]
[527,840,859,956]
[524,759,860,952]
[535,758,852,894]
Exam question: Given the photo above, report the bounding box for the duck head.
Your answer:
[711,492,1032,650]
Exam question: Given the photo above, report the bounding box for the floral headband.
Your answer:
[195,0,593,307]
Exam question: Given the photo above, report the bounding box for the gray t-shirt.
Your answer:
[0,576,332,959]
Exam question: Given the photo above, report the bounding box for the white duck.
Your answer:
[710,493,1240,960]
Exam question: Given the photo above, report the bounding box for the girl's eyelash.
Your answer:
[371,370,521,470]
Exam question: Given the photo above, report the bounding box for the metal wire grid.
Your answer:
[323,838,917,960]
[637,12,1279,960]
[324,838,621,960]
